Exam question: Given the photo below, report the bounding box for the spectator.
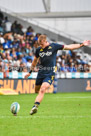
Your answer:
[32,40,39,54]
[0,10,90,78]
[11,20,18,33]
[18,62,24,72]
[88,61,91,72]
[4,16,12,32]
[26,26,34,36]
[0,32,5,44]
[27,59,32,68]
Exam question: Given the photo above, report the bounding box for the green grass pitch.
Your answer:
[0,92,91,136]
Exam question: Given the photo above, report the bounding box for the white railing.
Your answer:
[0,72,91,79]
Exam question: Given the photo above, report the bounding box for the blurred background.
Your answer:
[0,0,91,79]
[0,2,91,135]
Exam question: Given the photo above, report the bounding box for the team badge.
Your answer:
[40,49,43,51]
[48,46,52,49]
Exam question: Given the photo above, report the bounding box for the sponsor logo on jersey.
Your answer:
[39,51,52,57]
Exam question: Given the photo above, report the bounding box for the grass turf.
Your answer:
[0,92,91,136]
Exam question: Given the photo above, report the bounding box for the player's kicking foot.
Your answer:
[30,106,38,115]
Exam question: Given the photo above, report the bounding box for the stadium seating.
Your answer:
[0,11,91,78]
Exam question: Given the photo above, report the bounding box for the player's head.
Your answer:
[38,35,47,48]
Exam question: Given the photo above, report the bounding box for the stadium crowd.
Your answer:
[56,50,91,73]
[0,11,91,78]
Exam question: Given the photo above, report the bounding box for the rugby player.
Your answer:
[25,35,90,115]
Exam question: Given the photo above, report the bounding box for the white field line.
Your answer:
[54,96,91,99]
[0,115,91,119]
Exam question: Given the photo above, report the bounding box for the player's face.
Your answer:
[38,39,47,48]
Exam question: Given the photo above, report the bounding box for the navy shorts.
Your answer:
[35,75,55,86]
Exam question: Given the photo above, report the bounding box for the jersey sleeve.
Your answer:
[35,48,40,58]
[53,43,64,51]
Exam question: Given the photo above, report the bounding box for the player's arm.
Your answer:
[25,56,39,78]
[63,40,90,50]
[31,56,39,71]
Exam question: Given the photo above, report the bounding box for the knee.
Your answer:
[40,87,46,94]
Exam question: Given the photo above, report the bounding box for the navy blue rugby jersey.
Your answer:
[35,43,64,78]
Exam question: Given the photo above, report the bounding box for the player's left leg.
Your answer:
[35,85,41,93]
[30,82,50,115]
[35,82,50,102]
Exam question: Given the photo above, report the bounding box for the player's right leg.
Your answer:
[35,85,41,93]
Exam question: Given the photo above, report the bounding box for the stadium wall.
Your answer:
[57,79,91,92]
[0,79,91,94]
[0,79,54,94]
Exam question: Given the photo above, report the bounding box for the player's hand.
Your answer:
[25,73,31,78]
[83,40,91,46]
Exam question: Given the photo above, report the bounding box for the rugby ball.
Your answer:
[10,102,20,115]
